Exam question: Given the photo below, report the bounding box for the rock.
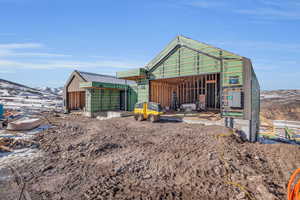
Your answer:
[213,166,221,175]
[247,175,263,182]
[236,192,246,199]
[143,174,152,179]
[208,153,213,160]
[256,184,276,200]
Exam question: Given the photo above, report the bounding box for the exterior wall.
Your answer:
[86,88,121,113]
[221,59,244,118]
[85,86,138,116]
[222,59,244,87]
[127,85,138,111]
[250,65,260,142]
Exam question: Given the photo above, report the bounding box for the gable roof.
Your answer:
[146,35,244,71]
[76,70,135,85]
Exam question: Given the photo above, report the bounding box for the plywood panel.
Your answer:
[67,75,85,92]
[68,91,85,110]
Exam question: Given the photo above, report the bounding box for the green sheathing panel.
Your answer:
[222,112,244,117]
[150,46,221,79]
[127,85,138,111]
[146,38,178,69]
[151,48,179,79]
[116,68,147,79]
[179,36,241,59]
[222,60,244,87]
[84,83,138,113]
[220,59,244,118]
[88,89,121,112]
[146,35,241,71]
[137,79,149,103]
[80,82,127,90]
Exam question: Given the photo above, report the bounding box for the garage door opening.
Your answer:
[150,73,220,111]
[67,91,85,111]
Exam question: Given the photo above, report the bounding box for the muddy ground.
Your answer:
[1,115,300,200]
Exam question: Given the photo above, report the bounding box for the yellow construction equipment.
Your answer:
[133,102,163,122]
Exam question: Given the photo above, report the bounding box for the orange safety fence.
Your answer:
[288,168,300,200]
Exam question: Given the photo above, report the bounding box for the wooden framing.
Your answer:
[150,73,220,110]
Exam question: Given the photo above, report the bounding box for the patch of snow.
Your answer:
[0,124,52,169]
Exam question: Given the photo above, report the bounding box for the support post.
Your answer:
[220,51,224,117]
[125,80,127,111]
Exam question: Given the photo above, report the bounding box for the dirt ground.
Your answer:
[261,99,300,121]
[1,115,300,200]
[260,90,300,121]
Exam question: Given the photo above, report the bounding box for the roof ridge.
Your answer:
[77,70,117,78]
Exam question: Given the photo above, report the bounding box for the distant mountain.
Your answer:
[36,86,63,96]
[261,89,300,100]
[0,78,62,99]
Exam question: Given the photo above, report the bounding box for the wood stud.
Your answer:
[149,74,220,110]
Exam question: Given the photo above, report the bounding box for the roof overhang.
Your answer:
[79,81,128,90]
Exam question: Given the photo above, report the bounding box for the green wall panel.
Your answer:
[222,60,243,87]
[149,46,222,79]
[137,80,149,103]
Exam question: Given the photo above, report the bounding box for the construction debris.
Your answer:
[6,118,42,131]
[0,145,12,152]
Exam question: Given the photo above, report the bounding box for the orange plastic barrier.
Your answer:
[288,168,300,200]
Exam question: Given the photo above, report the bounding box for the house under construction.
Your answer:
[63,70,137,117]
[117,35,260,141]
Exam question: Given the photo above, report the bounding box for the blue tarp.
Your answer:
[258,136,300,146]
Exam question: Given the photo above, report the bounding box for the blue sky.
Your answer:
[0,0,299,90]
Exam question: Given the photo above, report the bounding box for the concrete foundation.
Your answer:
[182,116,255,142]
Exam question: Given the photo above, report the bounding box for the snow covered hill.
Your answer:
[0,79,63,113]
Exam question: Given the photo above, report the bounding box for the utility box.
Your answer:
[228,91,242,108]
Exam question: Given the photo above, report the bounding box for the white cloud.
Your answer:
[182,0,300,20]
[0,59,143,70]
[185,1,225,8]
[0,42,143,71]
[0,51,71,58]
[0,69,16,74]
[0,43,43,49]
[0,42,71,58]
[236,8,300,20]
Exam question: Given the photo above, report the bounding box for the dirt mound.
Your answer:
[1,115,299,200]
